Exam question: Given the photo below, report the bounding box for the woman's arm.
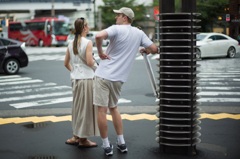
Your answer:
[85,40,95,67]
[64,48,72,71]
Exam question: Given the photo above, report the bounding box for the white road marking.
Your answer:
[0,77,32,83]
[0,75,21,79]
[199,86,240,90]
[198,91,240,96]
[118,98,132,104]
[10,97,72,109]
[0,86,71,95]
[199,75,240,78]
[0,79,43,86]
[0,83,57,91]
[199,78,240,81]
[0,91,72,102]
[199,72,240,75]
[199,98,240,102]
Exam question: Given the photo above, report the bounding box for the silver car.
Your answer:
[196,33,239,59]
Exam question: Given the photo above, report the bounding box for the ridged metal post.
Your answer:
[155,0,201,155]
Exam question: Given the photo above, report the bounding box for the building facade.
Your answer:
[229,0,240,39]
[0,0,155,38]
[0,0,95,37]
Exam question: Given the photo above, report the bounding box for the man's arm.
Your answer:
[140,43,159,54]
[95,30,110,60]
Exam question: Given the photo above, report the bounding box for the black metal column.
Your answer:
[155,0,201,155]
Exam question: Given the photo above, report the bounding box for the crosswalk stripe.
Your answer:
[199,78,240,81]
[0,79,43,86]
[10,97,131,109]
[198,91,240,96]
[26,52,160,62]
[26,47,66,54]
[199,86,240,90]
[10,97,72,109]
[199,82,238,85]
[28,54,64,61]
[0,91,72,102]
[199,75,240,78]
[0,75,21,79]
[199,72,240,75]
[0,83,56,91]
[199,98,240,102]
[0,86,71,95]
[0,77,32,83]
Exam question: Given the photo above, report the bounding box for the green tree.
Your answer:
[197,0,229,32]
[99,0,147,28]
[152,0,228,32]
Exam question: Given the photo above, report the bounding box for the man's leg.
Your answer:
[97,106,113,156]
[109,107,128,153]
[109,107,123,135]
[97,106,108,138]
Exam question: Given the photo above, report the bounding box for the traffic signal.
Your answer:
[217,15,223,21]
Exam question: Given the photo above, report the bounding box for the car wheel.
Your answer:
[3,58,20,75]
[227,46,236,58]
[39,40,44,47]
[196,48,201,60]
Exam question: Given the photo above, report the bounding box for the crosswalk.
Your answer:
[197,70,240,105]
[1,47,240,109]
[25,47,159,62]
[1,68,240,109]
[0,75,131,109]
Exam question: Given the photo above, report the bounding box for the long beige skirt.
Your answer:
[71,79,99,138]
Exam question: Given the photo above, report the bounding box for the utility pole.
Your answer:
[92,0,96,29]
[51,0,55,17]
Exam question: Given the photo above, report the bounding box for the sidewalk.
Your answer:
[0,111,239,159]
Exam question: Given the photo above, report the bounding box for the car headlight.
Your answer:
[21,42,26,51]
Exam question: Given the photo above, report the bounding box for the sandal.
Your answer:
[65,136,80,145]
[78,139,98,148]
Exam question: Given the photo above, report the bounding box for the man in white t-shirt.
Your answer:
[94,7,158,156]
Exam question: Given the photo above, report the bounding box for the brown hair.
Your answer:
[73,18,85,55]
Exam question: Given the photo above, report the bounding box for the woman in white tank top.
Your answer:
[64,18,99,147]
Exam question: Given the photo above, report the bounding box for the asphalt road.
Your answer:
[0,47,240,116]
[0,47,240,159]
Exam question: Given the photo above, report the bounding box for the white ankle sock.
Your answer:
[117,134,125,145]
[102,137,110,148]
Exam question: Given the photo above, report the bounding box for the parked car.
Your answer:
[196,33,239,59]
[0,37,28,74]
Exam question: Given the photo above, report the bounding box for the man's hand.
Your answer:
[139,47,151,55]
[98,52,110,60]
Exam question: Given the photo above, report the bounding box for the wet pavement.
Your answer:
[0,113,239,159]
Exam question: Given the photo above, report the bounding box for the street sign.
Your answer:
[226,14,230,22]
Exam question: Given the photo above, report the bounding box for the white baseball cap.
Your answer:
[113,7,135,20]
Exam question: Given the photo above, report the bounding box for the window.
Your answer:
[215,35,227,40]
[208,36,215,40]
[9,23,23,31]
[26,22,45,30]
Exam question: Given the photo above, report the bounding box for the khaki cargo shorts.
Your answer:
[93,76,123,108]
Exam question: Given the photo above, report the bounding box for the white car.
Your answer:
[196,33,239,59]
